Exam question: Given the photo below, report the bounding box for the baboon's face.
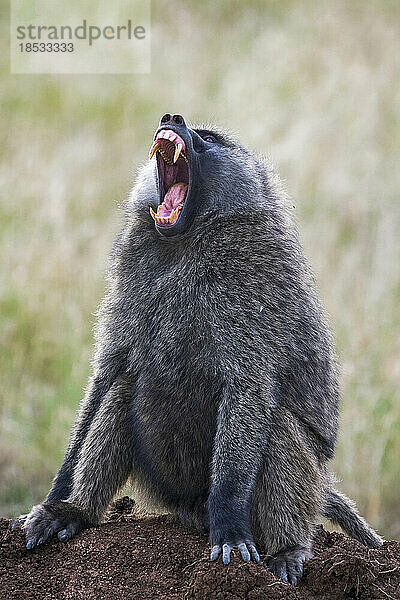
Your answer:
[147,113,256,237]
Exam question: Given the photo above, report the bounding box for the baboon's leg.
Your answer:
[24,381,133,549]
[251,406,323,585]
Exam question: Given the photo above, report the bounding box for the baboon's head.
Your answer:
[145,113,264,238]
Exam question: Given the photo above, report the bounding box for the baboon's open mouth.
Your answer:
[148,129,189,227]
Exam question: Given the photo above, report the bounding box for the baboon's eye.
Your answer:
[203,134,217,143]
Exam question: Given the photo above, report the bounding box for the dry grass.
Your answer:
[1,0,399,538]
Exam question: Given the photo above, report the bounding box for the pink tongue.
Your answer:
[158,183,188,216]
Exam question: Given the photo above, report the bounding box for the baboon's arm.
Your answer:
[22,381,133,549]
[46,348,128,503]
[207,379,272,563]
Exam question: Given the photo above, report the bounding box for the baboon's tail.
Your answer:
[322,489,383,548]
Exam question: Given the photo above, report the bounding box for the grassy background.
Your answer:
[1,0,399,539]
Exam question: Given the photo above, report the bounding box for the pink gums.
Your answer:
[156,130,186,152]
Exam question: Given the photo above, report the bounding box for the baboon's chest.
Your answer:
[132,361,220,495]
[128,266,222,492]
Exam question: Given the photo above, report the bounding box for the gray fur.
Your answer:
[19,119,382,584]
[323,489,382,549]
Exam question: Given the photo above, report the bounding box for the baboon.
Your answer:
[16,113,382,585]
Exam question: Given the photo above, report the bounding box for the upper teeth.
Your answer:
[157,130,180,144]
[148,129,186,161]
[173,143,183,163]
[159,130,174,141]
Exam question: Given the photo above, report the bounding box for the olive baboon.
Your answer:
[16,113,382,585]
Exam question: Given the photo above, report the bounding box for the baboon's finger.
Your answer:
[238,543,250,562]
[248,544,260,563]
[222,543,232,564]
[58,522,79,542]
[10,514,28,531]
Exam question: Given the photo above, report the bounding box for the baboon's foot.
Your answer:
[23,502,93,550]
[266,546,312,585]
[210,540,260,565]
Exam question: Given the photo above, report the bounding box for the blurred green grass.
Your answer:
[1,1,399,538]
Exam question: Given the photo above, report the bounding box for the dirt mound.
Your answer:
[1,498,399,600]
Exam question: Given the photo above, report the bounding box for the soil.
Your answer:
[1,497,399,600]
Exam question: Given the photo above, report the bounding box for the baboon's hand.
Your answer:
[266,547,312,586]
[23,502,92,550]
[10,513,28,531]
[210,540,260,565]
[208,509,259,565]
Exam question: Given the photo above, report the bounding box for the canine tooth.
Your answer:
[150,207,157,220]
[173,143,183,163]
[148,140,160,160]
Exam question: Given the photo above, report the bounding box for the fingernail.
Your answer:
[59,530,68,541]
